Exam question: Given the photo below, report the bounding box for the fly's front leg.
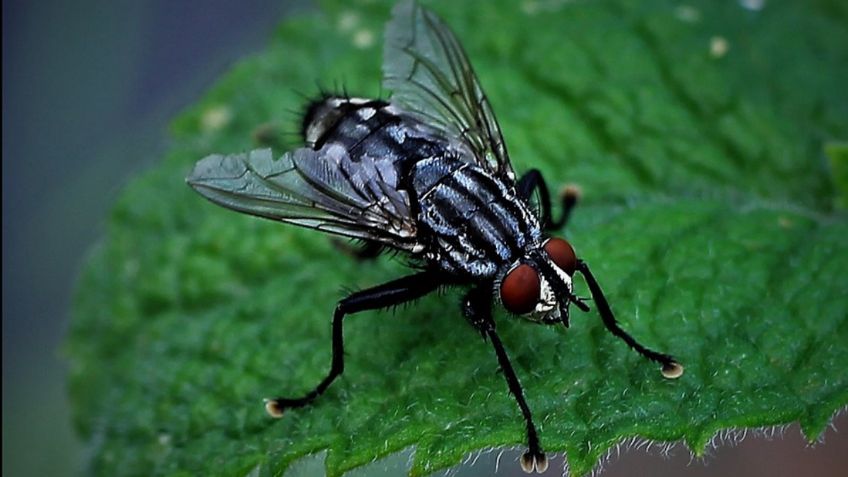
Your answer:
[265,271,443,417]
[462,287,548,474]
[516,169,579,231]
[576,260,684,379]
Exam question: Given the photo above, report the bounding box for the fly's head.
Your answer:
[497,237,580,324]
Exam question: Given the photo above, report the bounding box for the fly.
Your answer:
[186,0,683,473]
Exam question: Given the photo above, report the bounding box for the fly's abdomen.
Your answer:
[303,96,447,169]
[411,157,541,277]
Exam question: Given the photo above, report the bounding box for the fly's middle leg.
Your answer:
[265,271,443,416]
[516,169,579,231]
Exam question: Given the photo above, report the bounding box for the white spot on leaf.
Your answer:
[739,0,766,11]
[675,5,701,23]
[337,11,359,32]
[201,105,232,132]
[710,36,730,58]
[353,29,375,49]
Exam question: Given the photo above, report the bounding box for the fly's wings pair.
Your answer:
[187,0,516,250]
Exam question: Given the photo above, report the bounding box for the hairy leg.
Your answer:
[576,260,684,379]
[331,239,384,260]
[463,286,548,474]
[265,271,444,416]
[516,169,579,231]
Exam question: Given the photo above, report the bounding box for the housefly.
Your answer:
[187,0,683,473]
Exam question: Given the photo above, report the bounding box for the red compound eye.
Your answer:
[544,237,577,275]
[500,264,541,315]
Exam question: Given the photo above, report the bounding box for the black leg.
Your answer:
[331,239,384,260]
[265,271,444,416]
[516,169,579,231]
[463,287,548,474]
[576,260,684,379]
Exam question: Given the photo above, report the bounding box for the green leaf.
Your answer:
[826,142,848,209]
[68,1,848,476]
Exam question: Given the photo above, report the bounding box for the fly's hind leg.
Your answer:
[516,169,579,231]
[463,287,548,474]
[265,271,443,416]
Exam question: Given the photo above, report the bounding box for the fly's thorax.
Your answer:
[409,157,542,278]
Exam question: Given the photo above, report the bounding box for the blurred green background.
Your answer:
[3,1,305,475]
[3,0,846,476]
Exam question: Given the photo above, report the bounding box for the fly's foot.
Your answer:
[263,398,286,418]
[661,361,685,379]
[560,183,581,206]
[520,449,548,474]
[264,397,312,418]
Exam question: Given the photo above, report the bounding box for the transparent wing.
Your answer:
[383,0,515,181]
[186,148,418,249]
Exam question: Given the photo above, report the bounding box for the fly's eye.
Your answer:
[500,264,541,315]
[544,237,577,275]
